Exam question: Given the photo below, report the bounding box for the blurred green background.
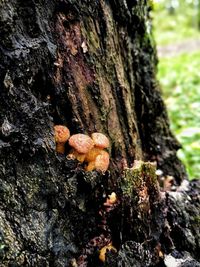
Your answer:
[152,0,200,179]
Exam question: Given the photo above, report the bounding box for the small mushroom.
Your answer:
[95,150,110,172]
[107,192,117,204]
[91,132,109,149]
[85,150,110,172]
[68,134,94,154]
[54,125,70,154]
[99,244,117,262]
[103,192,117,207]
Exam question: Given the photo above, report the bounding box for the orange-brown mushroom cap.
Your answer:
[85,151,110,172]
[68,134,94,154]
[91,133,109,149]
[95,150,110,172]
[54,125,70,143]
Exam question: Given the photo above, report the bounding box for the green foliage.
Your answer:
[152,0,200,45]
[152,1,200,179]
[158,52,200,178]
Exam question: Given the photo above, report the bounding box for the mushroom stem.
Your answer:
[86,161,96,171]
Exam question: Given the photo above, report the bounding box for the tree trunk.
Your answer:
[0,0,199,267]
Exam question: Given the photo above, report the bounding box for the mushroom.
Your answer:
[103,192,117,209]
[84,133,110,171]
[99,244,117,262]
[91,132,109,149]
[85,150,110,172]
[107,192,117,204]
[68,133,110,172]
[54,125,70,154]
[95,150,110,172]
[69,134,94,154]
[84,147,102,162]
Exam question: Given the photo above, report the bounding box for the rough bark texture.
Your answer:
[0,0,199,267]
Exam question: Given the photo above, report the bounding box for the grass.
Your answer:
[152,0,200,45]
[152,1,200,179]
[158,52,200,178]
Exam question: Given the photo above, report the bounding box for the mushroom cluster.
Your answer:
[54,125,110,172]
[68,132,110,172]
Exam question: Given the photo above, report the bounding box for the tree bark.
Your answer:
[0,0,199,267]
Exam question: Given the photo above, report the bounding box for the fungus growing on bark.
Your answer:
[91,132,109,149]
[54,125,70,154]
[85,149,110,172]
[103,192,117,213]
[84,147,102,162]
[68,133,110,172]
[102,192,117,216]
[95,150,110,172]
[99,244,117,262]
[107,192,117,205]
[84,133,110,171]
[68,134,94,154]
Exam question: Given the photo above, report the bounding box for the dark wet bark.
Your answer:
[0,0,199,266]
